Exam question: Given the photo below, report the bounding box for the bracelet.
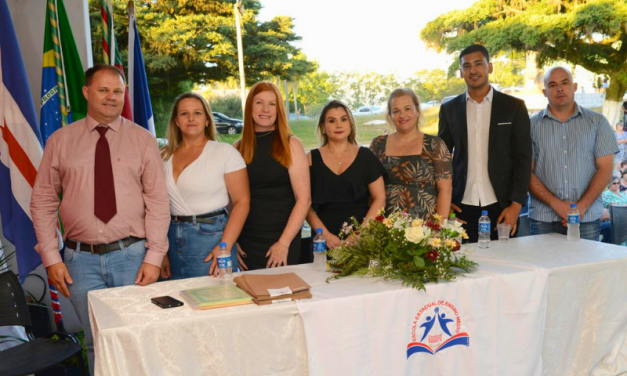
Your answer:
[278,241,290,248]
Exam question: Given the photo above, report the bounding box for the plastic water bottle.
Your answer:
[313,228,327,271]
[478,210,491,249]
[567,204,580,241]
[216,242,232,282]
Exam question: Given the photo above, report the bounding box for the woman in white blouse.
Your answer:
[160,93,250,279]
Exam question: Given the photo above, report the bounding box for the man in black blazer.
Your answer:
[438,45,531,243]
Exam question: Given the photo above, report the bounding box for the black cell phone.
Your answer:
[151,296,184,309]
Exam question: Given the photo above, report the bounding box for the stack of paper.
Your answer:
[233,273,312,305]
[181,284,252,310]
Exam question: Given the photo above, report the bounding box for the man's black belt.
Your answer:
[171,209,227,224]
[66,236,144,255]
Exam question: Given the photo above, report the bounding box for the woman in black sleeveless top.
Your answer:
[307,100,386,249]
[236,82,310,270]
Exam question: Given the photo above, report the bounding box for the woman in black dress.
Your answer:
[306,100,386,248]
[235,82,310,270]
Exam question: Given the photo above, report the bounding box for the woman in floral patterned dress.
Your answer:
[370,88,453,220]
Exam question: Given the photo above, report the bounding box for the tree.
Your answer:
[421,0,627,124]
[296,70,341,115]
[282,52,317,116]
[407,69,467,103]
[491,53,525,88]
[88,0,314,135]
[334,72,401,109]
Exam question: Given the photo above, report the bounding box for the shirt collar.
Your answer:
[541,102,583,122]
[86,115,122,132]
[465,86,494,104]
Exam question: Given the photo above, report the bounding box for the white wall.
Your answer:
[4,0,93,333]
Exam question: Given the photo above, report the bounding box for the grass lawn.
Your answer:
[219,106,441,152]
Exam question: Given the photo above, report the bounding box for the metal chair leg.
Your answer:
[76,351,88,376]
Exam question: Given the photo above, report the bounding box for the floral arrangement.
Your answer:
[327,210,478,290]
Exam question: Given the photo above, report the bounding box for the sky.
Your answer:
[257,0,477,77]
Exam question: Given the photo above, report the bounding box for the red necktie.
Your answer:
[94,126,117,223]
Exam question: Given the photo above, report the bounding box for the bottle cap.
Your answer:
[449,213,456,218]
[219,242,227,248]
[481,210,488,215]
[570,204,576,208]
[316,228,323,234]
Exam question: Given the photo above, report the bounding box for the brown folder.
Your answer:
[253,290,313,305]
[233,273,311,303]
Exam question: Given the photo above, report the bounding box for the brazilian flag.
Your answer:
[39,0,87,144]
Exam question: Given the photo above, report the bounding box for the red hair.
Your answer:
[237,81,293,167]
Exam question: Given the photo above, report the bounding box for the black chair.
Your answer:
[0,271,86,376]
[609,205,627,246]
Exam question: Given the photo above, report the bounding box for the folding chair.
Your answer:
[609,205,627,246]
[0,271,86,376]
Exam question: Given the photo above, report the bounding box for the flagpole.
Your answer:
[234,2,246,115]
[53,0,71,117]
[46,0,70,332]
[128,1,135,117]
[107,0,115,64]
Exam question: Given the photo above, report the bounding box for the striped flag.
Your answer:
[0,0,44,280]
[40,0,87,144]
[128,5,155,135]
[100,0,133,121]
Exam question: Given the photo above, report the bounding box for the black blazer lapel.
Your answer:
[458,93,468,154]
[488,90,500,151]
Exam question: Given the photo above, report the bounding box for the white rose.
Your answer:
[404,226,431,244]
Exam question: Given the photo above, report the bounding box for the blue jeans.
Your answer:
[167,210,238,280]
[529,219,601,241]
[64,239,146,375]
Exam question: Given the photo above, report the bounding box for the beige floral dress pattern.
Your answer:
[370,134,452,220]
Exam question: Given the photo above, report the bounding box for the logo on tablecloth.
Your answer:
[407,300,469,357]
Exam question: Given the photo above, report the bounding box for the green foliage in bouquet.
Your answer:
[327,211,478,290]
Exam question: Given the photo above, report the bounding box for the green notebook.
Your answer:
[181,285,253,310]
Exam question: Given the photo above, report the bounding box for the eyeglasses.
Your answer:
[612,182,620,185]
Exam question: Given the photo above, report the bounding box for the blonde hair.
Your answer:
[236,81,293,167]
[386,88,422,130]
[161,93,217,161]
[317,100,357,146]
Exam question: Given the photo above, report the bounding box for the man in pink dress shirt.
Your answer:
[31,65,170,374]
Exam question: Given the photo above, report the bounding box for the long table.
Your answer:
[88,234,627,375]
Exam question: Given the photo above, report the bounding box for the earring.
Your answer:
[323,129,326,134]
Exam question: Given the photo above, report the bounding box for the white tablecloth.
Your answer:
[297,256,548,376]
[88,234,627,376]
[88,273,309,376]
[469,235,627,376]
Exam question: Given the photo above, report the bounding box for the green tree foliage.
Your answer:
[421,0,627,122]
[295,69,469,115]
[282,52,317,82]
[335,72,401,109]
[407,69,467,103]
[210,94,243,119]
[88,0,314,135]
[491,58,524,88]
[295,70,341,116]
